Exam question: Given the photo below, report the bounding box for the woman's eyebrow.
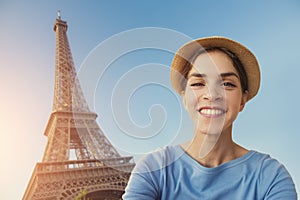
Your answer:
[220,72,239,79]
[188,73,206,78]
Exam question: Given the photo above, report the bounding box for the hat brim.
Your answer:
[170,36,260,101]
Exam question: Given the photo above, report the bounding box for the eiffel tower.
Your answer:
[23,12,134,200]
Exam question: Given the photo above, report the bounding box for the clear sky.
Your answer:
[0,1,299,199]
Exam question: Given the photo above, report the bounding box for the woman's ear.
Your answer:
[239,90,248,112]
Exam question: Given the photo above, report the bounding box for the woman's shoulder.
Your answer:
[249,150,297,198]
[132,145,183,174]
[249,150,295,187]
[249,150,285,169]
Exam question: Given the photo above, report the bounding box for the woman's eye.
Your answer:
[222,82,236,88]
[190,82,205,87]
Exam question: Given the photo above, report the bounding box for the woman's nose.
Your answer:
[202,85,224,101]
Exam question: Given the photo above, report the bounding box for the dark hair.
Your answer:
[181,47,248,93]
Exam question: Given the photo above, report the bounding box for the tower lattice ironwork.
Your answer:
[23,12,134,200]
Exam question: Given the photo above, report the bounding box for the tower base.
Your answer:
[23,158,134,200]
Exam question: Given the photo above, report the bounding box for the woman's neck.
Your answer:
[181,126,248,168]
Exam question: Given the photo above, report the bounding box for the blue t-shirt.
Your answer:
[123,145,297,200]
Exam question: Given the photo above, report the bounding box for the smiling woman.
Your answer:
[122,36,298,199]
[182,50,247,139]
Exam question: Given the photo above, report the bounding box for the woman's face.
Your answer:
[182,50,248,135]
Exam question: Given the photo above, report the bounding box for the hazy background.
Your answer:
[0,1,299,199]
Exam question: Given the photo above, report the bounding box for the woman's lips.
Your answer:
[198,107,226,117]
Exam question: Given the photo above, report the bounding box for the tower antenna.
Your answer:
[57,10,61,19]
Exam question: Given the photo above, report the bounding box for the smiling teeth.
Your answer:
[200,109,224,115]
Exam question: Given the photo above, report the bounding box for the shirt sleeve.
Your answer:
[122,152,163,200]
[122,171,158,200]
[261,157,297,200]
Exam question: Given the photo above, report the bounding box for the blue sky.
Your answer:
[0,1,299,199]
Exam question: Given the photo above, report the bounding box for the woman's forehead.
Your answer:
[189,51,238,77]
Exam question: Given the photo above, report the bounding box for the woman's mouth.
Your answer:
[198,107,226,117]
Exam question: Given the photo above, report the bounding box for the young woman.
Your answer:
[123,36,297,199]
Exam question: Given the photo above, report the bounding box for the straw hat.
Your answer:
[170,36,260,101]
